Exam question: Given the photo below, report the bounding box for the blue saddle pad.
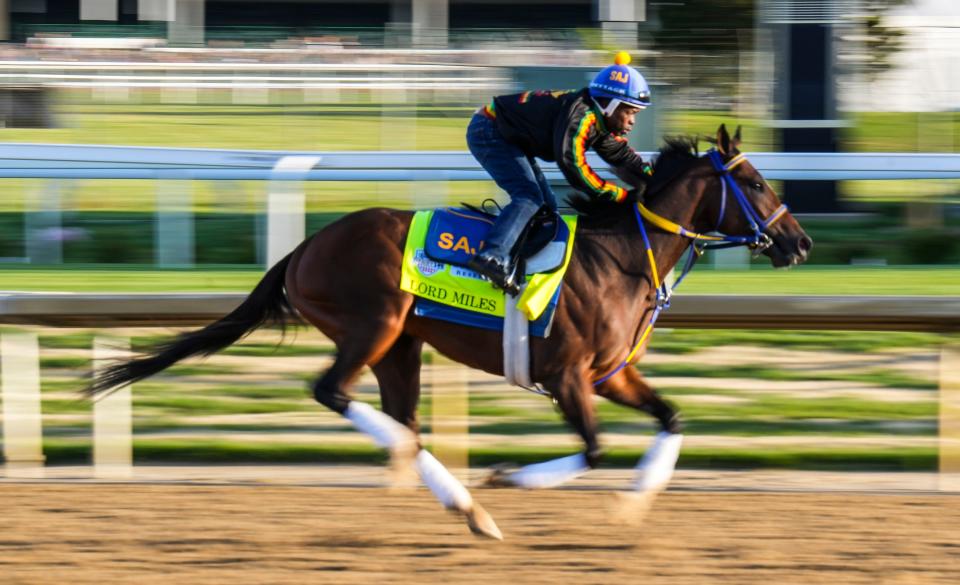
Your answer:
[424,208,496,266]
[424,207,568,270]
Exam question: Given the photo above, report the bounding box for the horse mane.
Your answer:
[566,135,703,217]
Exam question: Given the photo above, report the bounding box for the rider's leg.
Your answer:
[465,113,547,292]
[530,156,558,212]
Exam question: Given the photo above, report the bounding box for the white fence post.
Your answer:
[1,331,45,478]
[25,180,64,265]
[266,156,320,268]
[429,350,469,481]
[93,337,133,479]
[155,177,195,267]
[940,345,960,491]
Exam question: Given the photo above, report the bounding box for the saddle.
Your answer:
[424,205,567,281]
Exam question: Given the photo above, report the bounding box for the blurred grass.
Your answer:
[3,102,474,151]
[39,438,936,471]
[13,102,951,154]
[638,362,937,389]
[652,329,946,354]
[37,334,939,470]
[0,265,955,294]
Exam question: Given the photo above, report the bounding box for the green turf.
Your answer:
[597,394,934,422]
[0,267,262,292]
[651,329,948,354]
[38,438,937,471]
[638,363,938,390]
[0,102,472,152]
[677,266,960,296]
[1,265,956,294]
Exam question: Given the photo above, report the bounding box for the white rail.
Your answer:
[1,144,959,181]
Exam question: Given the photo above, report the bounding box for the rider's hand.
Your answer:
[627,183,646,204]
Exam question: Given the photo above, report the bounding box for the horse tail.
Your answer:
[85,251,301,398]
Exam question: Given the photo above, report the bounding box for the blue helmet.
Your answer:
[588,52,651,115]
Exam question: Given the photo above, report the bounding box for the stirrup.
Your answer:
[499,268,522,297]
[468,255,521,296]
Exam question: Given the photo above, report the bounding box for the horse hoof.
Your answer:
[610,490,658,526]
[388,440,419,487]
[482,463,515,488]
[464,503,503,541]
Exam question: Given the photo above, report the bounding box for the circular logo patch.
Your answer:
[414,249,444,277]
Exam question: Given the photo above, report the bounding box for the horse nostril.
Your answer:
[797,235,813,257]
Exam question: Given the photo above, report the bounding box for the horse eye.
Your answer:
[751,182,764,192]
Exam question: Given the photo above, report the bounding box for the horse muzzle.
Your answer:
[764,230,813,268]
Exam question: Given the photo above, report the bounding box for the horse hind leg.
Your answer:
[371,333,423,487]
[302,306,421,477]
[373,334,502,540]
[487,367,598,489]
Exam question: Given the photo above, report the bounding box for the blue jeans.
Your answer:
[466,113,557,256]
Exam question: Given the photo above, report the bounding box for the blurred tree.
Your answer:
[647,0,755,52]
[847,0,910,81]
[646,0,909,65]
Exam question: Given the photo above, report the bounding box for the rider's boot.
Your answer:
[467,199,539,296]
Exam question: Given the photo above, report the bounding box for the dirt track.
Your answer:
[3,484,959,584]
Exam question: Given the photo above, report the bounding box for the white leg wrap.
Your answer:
[415,449,473,511]
[507,453,590,489]
[634,432,683,492]
[344,401,415,450]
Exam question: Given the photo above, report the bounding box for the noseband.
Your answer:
[593,149,789,386]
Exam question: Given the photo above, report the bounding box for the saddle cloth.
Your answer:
[400,208,578,335]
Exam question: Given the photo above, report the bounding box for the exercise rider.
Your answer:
[466,51,655,295]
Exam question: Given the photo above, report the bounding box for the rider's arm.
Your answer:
[556,109,629,202]
[594,133,654,188]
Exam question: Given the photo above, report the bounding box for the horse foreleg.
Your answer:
[597,367,683,518]
[488,367,597,489]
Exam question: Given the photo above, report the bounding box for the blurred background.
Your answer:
[0,0,957,480]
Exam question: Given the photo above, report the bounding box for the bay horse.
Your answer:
[88,124,812,540]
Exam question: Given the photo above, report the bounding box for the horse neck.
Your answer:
[570,165,715,297]
[641,169,715,277]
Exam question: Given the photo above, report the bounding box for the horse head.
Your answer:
[706,124,813,268]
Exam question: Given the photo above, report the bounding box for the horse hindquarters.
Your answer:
[285,208,415,414]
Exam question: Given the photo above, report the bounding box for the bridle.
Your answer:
[706,149,789,253]
[593,148,789,386]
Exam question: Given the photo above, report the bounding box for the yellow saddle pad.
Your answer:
[400,209,577,321]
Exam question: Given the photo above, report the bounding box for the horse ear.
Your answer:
[715,124,731,155]
[733,125,742,149]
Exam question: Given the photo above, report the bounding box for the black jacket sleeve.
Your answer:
[594,133,653,189]
[555,107,629,202]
